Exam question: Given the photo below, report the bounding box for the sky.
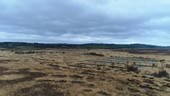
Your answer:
[0,0,170,46]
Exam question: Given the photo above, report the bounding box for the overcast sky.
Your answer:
[0,0,170,45]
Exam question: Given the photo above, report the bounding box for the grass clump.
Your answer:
[126,65,140,73]
[153,70,169,78]
[86,52,104,57]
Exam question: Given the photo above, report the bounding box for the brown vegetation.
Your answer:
[0,49,170,96]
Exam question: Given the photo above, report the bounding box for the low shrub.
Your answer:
[153,70,169,78]
[86,52,104,57]
[126,65,140,73]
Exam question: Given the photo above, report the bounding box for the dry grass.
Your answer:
[0,49,170,96]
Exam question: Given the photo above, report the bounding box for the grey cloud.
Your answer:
[0,0,170,45]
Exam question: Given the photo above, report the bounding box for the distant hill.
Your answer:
[0,42,169,49]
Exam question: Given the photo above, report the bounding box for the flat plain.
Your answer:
[0,49,170,96]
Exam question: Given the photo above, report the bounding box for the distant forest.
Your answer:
[0,42,168,49]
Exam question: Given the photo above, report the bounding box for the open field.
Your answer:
[0,49,170,96]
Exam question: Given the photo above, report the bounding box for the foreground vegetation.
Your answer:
[0,49,170,96]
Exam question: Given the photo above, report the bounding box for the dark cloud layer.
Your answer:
[0,0,170,45]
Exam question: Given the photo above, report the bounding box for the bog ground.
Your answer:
[0,49,170,96]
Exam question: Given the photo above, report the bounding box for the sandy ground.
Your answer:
[0,49,170,96]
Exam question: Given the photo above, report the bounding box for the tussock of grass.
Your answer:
[85,52,104,57]
[152,70,169,78]
[14,83,69,96]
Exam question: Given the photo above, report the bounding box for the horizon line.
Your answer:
[0,41,169,47]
